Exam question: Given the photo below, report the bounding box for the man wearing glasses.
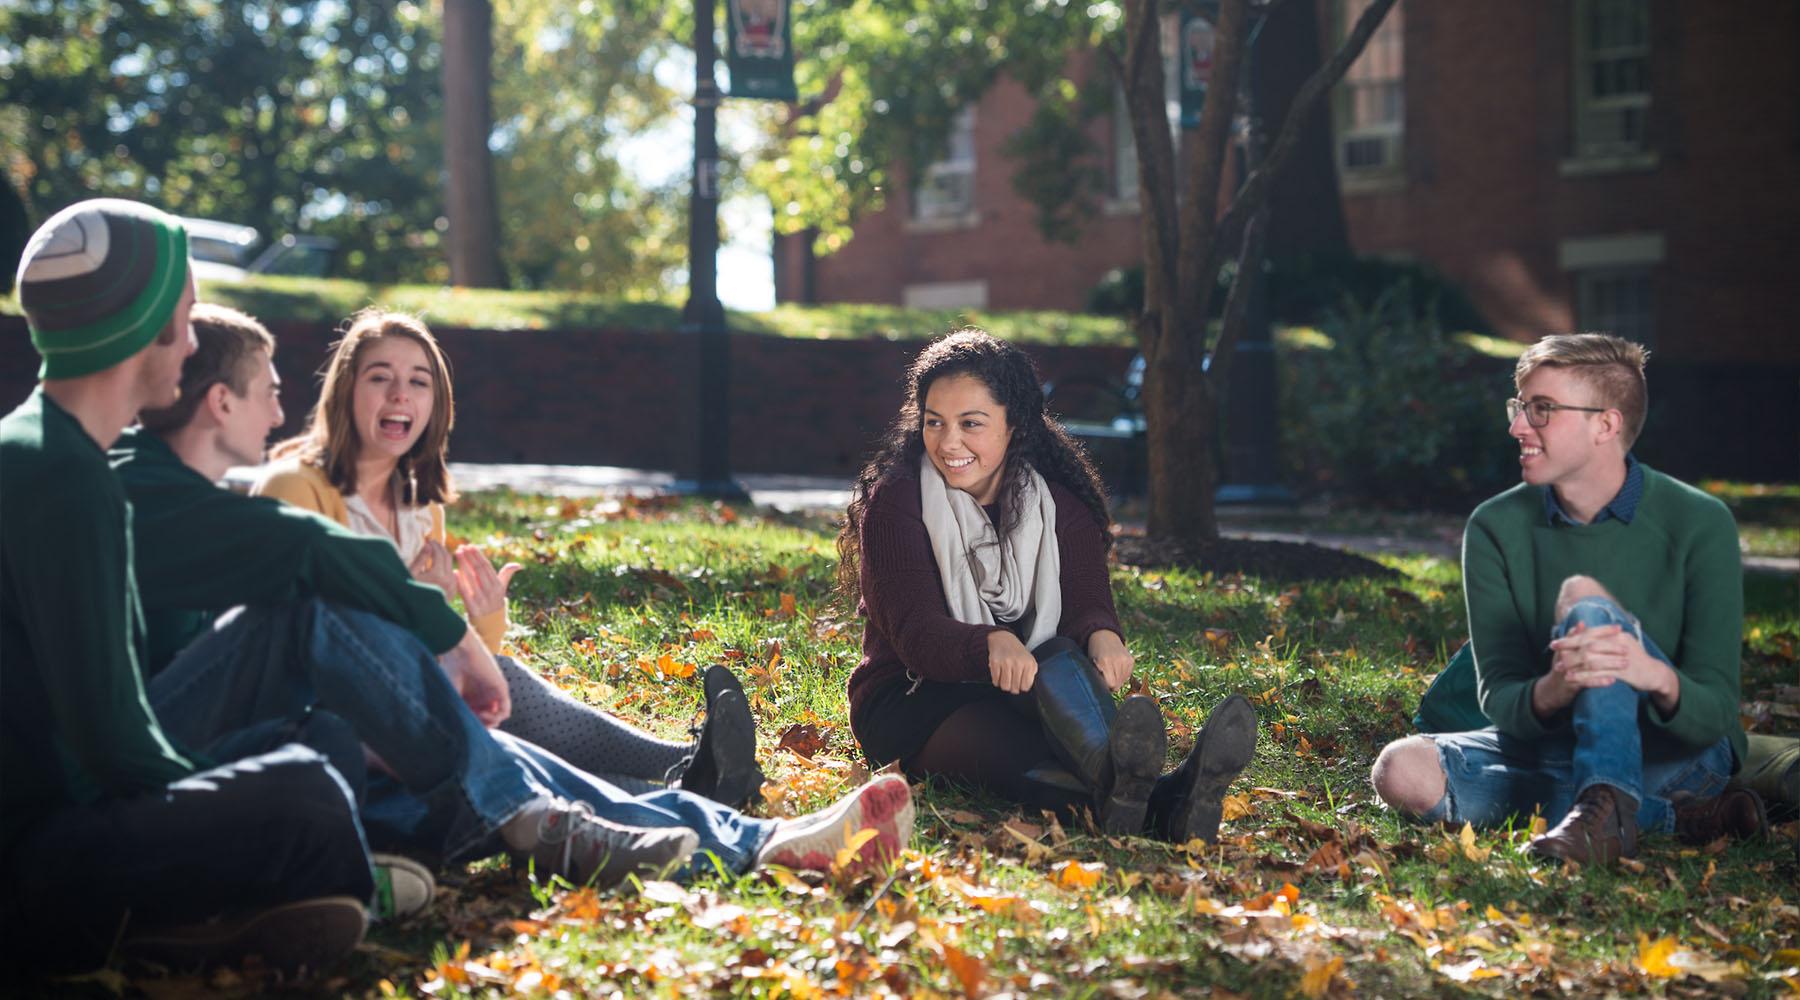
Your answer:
[1368,333,1765,865]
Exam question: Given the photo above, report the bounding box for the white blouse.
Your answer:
[344,489,436,564]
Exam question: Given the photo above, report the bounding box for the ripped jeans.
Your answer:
[1419,596,1734,833]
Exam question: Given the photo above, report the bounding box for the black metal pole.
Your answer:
[676,0,747,499]
[1217,16,1293,506]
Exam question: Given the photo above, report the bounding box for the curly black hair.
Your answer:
[835,327,1112,604]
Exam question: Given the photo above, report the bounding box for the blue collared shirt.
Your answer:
[1544,453,1643,526]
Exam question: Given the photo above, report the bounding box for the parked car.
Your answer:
[182,217,337,282]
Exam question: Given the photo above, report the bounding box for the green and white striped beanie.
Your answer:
[16,198,191,379]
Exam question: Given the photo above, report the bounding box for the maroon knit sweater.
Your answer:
[846,470,1123,722]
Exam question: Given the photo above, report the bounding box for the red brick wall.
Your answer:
[782,2,1800,366]
[0,315,1135,480]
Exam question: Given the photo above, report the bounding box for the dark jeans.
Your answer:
[2,731,373,974]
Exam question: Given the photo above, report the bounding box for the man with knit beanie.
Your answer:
[1,199,375,979]
[1368,333,1766,866]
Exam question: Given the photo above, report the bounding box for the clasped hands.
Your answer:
[1535,622,1680,716]
[987,628,1133,694]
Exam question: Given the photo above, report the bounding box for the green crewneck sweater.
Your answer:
[110,429,468,674]
[1462,465,1745,769]
[1,392,195,852]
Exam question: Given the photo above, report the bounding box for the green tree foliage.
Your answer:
[2,0,687,294]
[489,2,687,295]
[749,0,1114,254]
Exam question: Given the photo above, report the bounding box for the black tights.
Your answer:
[901,698,1089,814]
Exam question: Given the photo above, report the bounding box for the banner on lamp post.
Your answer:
[1179,11,1215,128]
[726,0,796,101]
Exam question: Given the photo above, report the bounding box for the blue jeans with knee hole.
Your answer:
[1419,595,1734,833]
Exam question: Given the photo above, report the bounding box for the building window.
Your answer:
[1576,268,1655,347]
[1560,232,1662,348]
[1333,0,1404,181]
[1573,0,1651,158]
[912,107,976,223]
[1112,87,1140,203]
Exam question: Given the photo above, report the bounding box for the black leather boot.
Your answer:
[1147,694,1258,843]
[1027,637,1166,834]
[671,665,766,809]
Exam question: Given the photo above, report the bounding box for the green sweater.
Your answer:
[111,429,467,674]
[1,392,195,851]
[1463,465,1745,769]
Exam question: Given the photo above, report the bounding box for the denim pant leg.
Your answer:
[492,731,775,876]
[1556,596,1653,807]
[148,598,544,860]
[1421,728,1578,828]
[1,744,374,974]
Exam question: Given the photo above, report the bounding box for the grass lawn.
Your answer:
[53,492,1799,998]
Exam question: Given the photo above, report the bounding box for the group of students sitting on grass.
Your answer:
[2,200,1786,982]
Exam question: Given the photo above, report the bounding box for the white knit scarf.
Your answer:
[918,454,1061,652]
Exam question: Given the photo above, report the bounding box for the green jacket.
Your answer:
[111,429,467,675]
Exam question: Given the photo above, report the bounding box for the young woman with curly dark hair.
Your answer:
[838,328,1257,841]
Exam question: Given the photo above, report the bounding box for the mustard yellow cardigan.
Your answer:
[252,459,508,652]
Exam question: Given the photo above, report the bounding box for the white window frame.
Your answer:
[1560,233,1662,347]
[910,107,977,227]
[1332,0,1405,190]
[1570,0,1652,161]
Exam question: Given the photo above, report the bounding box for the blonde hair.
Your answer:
[1514,333,1649,449]
[270,308,456,504]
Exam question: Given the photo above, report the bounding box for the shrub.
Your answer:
[1278,285,1517,509]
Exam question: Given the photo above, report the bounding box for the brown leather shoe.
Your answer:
[1529,784,1638,866]
[1673,788,1768,845]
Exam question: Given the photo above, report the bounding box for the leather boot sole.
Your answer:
[1101,696,1166,834]
[1169,694,1258,844]
[120,895,367,981]
[702,688,766,810]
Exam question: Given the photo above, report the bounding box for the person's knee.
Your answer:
[1554,575,1617,620]
[1370,737,1447,816]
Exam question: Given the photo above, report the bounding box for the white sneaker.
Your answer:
[370,853,436,921]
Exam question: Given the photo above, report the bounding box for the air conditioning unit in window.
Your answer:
[1342,134,1396,172]
[914,161,975,220]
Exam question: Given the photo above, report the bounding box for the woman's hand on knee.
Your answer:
[1086,630,1133,692]
[986,631,1038,694]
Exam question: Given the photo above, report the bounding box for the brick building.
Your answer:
[774,0,1800,367]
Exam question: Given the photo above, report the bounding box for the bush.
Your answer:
[1086,252,1488,335]
[1278,285,1517,509]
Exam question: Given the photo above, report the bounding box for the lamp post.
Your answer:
[1216,11,1294,506]
[675,0,748,499]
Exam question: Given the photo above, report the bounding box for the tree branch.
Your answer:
[1123,0,1179,357]
[1173,0,1250,354]
[1206,204,1267,393]
[1210,0,1395,270]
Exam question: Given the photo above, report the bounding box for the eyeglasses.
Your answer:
[1506,397,1608,428]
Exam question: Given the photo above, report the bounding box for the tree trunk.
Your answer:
[442,0,505,288]
[1122,0,1396,548]
[1255,0,1349,258]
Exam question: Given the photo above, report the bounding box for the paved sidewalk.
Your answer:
[226,460,1797,574]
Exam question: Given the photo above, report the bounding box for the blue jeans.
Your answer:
[1421,596,1735,833]
[149,599,772,872]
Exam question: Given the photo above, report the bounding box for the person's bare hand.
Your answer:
[409,539,458,596]
[1550,621,1675,704]
[987,631,1038,694]
[439,627,511,727]
[1087,629,1134,692]
[453,544,523,619]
